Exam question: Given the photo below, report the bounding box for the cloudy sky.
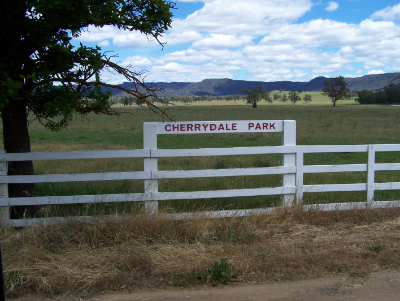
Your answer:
[72,0,400,84]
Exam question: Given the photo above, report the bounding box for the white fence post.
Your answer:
[296,146,304,203]
[0,150,9,226]
[281,120,296,206]
[367,145,375,204]
[143,123,159,214]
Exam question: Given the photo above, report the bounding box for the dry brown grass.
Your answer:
[1,206,400,298]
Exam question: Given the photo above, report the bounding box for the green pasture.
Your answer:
[1,103,400,216]
[113,91,355,107]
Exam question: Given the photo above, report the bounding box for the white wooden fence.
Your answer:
[0,120,400,227]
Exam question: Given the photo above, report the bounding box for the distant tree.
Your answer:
[273,93,282,101]
[303,94,312,103]
[136,97,146,106]
[384,82,400,104]
[279,89,285,93]
[108,96,118,105]
[181,95,192,105]
[242,86,271,108]
[225,94,240,102]
[355,89,374,104]
[355,83,400,105]
[321,76,350,107]
[120,95,134,106]
[288,90,302,105]
[348,91,357,99]
[373,91,389,104]
[281,94,288,103]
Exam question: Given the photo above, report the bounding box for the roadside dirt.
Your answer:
[15,270,400,301]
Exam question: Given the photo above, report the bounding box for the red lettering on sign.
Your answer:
[164,121,275,133]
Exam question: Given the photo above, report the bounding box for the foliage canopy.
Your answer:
[355,83,400,104]
[242,86,271,108]
[0,0,174,199]
[321,76,350,107]
[1,0,174,129]
[288,90,302,105]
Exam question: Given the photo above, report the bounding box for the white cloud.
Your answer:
[363,61,385,70]
[249,68,308,82]
[75,25,165,48]
[191,34,253,49]
[312,63,344,75]
[371,3,400,21]
[72,0,400,83]
[161,30,203,46]
[113,31,161,48]
[326,2,339,12]
[176,0,213,2]
[344,73,362,78]
[149,62,234,82]
[75,25,119,43]
[98,40,109,47]
[159,49,212,64]
[120,56,152,68]
[260,19,399,49]
[171,0,313,36]
[146,13,400,82]
[368,70,385,75]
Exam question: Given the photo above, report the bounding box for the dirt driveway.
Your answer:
[88,270,400,301]
[16,270,397,301]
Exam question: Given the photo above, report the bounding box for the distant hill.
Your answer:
[107,72,400,97]
[345,73,400,91]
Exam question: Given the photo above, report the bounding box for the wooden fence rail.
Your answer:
[0,120,399,227]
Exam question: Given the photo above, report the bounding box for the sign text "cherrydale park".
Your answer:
[156,120,284,135]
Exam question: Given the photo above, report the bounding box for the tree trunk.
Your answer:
[2,98,36,217]
[252,102,257,108]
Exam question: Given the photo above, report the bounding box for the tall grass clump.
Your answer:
[2,206,400,298]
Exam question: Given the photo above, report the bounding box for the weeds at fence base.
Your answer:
[164,259,239,287]
[1,205,400,298]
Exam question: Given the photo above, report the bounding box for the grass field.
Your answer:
[1,102,400,215]
[113,91,356,107]
[1,102,400,298]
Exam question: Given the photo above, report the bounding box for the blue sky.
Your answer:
[73,0,400,84]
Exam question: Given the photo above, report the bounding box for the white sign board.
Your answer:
[156,120,284,135]
[143,120,296,208]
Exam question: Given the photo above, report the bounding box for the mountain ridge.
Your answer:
[111,72,400,96]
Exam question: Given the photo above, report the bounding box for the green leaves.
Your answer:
[288,90,302,105]
[242,85,271,108]
[1,0,174,128]
[321,76,350,106]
